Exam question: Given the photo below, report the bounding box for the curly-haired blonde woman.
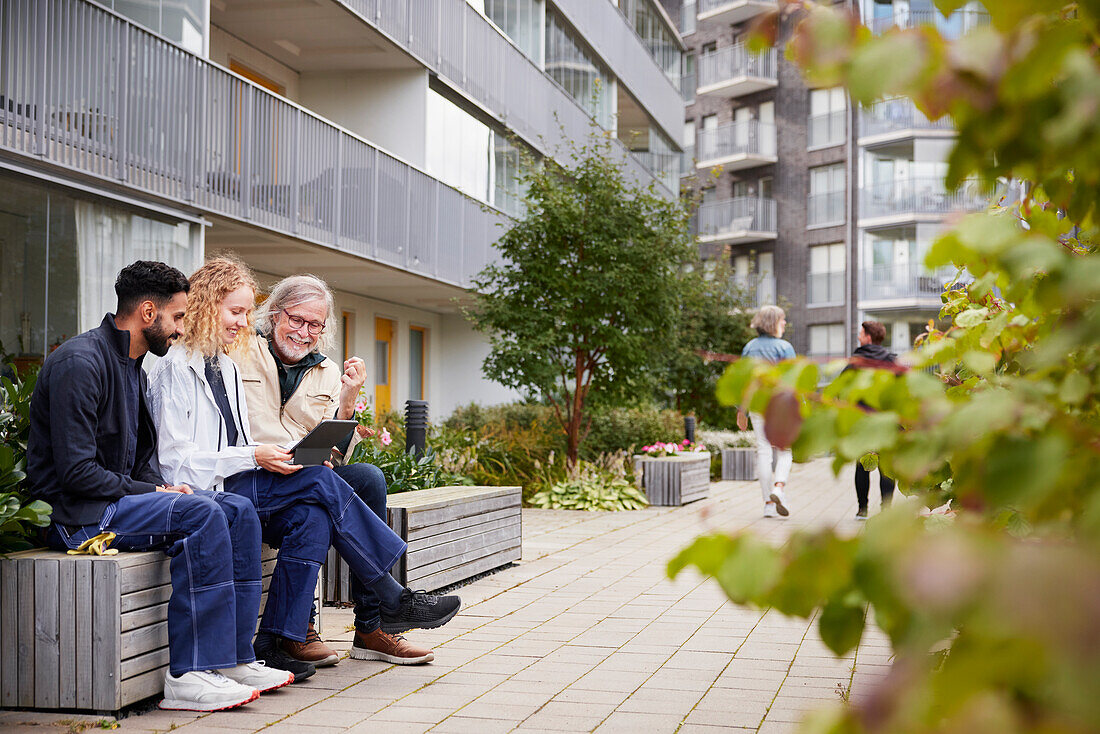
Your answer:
[147,257,460,682]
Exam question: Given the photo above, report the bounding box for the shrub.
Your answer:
[0,367,51,553]
[580,406,684,458]
[529,463,649,512]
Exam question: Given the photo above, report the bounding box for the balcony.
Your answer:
[697,197,777,245]
[698,0,778,26]
[696,121,777,171]
[731,273,777,309]
[859,177,990,228]
[809,110,847,150]
[1,0,503,288]
[859,264,965,309]
[859,98,955,146]
[632,151,679,193]
[807,271,846,306]
[697,44,777,98]
[867,9,989,37]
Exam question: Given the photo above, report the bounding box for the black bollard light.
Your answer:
[684,415,696,444]
[405,400,429,457]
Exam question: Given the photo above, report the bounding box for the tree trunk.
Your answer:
[565,349,588,467]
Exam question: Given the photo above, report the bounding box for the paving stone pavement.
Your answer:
[1,458,893,733]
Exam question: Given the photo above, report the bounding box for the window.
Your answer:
[759,177,773,198]
[544,10,614,128]
[619,0,682,84]
[808,243,846,305]
[682,53,696,102]
[809,87,846,148]
[105,0,206,53]
[481,0,543,62]
[808,163,846,227]
[809,323,846,358]
[731,180,749,199]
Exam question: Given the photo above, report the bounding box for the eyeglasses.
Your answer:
[281,309,326,335]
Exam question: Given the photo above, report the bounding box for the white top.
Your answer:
[146,344,258,491]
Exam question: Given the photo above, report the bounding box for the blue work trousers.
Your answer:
[45,490,262,676]
[332,463,389,633]
[223,465,406,642]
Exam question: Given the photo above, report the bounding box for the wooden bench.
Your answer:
[324,485,522,599]
[0,546,317,713]
[633,454,711,506]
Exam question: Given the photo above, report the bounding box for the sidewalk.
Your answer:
[1,459,892,733]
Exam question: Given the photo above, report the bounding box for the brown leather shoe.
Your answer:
[279,624,339,667]
[348,629,434,665]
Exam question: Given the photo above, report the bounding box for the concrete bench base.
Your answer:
[633,455,710,506]
[0,546,309,713]
[324,485,522,599]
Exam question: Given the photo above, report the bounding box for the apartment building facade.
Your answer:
[0,0,683,416]
[672,0,992,359]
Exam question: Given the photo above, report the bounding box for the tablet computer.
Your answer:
[287,420,358,465]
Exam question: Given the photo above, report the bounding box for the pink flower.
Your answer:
[380,428,392,446]
[354,398,368,412]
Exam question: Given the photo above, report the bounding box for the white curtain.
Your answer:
[75,201,200,332]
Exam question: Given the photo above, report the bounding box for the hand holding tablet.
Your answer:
[286,420,358,465]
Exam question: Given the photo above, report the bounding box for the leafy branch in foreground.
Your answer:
[672,2,1100,733]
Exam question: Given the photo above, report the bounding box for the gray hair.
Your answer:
[750,305,786,337]
[255,274,336,354]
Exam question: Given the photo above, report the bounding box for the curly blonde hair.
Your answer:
[183,256,258,357]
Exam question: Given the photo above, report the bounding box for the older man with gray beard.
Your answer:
[234,274,436,668]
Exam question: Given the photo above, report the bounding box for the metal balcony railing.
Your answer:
[807,271,846,305]
[697,120,777,164]
[0,0,503,287]
[808,110,846,149]
[859,177,989,221]
[860,264,966,302]
[730,273,777,309]
[632,150,679,193]
[867,9,989,36]
[336,0,670,196]
[807,191,846,227]
[697,197,776,239]
[860,98,954,139]
[697,43,777,91]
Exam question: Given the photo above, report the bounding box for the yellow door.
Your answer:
[374,317,394,416]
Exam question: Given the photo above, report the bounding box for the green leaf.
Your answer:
[955,308,989,328]
[1059,373,1089,406]
[715,536,782,604]
[818,596,866,656]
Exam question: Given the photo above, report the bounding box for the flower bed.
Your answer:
[632,453,710,506]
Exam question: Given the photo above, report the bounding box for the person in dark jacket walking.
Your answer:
[27,261,291,711]
[849,320,898,519]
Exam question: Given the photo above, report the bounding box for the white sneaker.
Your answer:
[221,661,294,693]
[763,502,777,518]
[769,486,790,517]
[159,670,258,711]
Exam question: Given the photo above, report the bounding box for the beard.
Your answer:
[143,318,176,357]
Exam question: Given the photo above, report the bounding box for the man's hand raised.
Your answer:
[337,357,367,419]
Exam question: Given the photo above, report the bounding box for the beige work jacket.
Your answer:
[233,335,343,447]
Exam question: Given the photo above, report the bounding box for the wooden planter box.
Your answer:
[722,447,758,481]
[633,454,710,506]
[324,485,522,599]
[0,546,310,713]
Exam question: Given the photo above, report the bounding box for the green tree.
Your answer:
[467,132,695,466]
[661,256,755,428]
[671,3,1100,733]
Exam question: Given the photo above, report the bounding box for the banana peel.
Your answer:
[66,531,119,556]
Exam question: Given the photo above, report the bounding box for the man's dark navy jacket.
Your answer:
[28,315,165,527]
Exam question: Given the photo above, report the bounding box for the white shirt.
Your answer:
[146,343,258,491]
